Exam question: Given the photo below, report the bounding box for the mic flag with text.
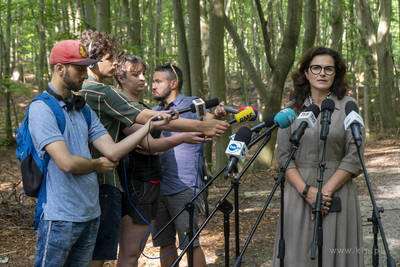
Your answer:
[344,101,364,147]
[289,104,320,144]
[224,127,252,179]
[227,107,257,125]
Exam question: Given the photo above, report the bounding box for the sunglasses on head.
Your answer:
[163,63,179,84]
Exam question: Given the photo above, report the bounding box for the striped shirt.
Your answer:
[78,76,146,191]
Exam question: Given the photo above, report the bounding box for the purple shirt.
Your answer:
[152,93,209,195]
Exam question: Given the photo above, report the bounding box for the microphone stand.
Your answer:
[354,143,396,267]
[232,140,300,267]
[152,165,227,267]
[171,128,273,267]
[310,137,327,266]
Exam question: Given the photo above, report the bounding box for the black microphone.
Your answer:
[289,104,320,144]
[320,99,335,140]
[151,98,219,121]
[344,101,363,147]
[249,112,277,132]
[224,127,252,179]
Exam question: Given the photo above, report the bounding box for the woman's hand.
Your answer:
[213,101,228,120]
[150,112,172,128]
[305,186,332,220]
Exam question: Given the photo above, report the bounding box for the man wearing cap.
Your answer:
[30,40,171,267]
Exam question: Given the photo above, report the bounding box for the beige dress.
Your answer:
[272,94,364,267]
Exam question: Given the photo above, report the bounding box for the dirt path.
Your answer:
[1,137,399,266]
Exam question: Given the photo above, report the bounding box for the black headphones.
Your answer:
[45,86,86,111]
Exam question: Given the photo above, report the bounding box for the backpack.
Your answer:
[15,91,91,230]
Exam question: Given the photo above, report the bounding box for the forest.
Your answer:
[0,0,399,172]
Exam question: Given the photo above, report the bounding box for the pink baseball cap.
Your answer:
[49,40,100,66]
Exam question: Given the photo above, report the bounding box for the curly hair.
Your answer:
[289,46,349,114]
[76,30,119,61]
[113,51,147,88]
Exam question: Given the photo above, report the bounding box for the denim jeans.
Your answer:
[34,216,100,267]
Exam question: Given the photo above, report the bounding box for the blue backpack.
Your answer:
[15,91,91,230]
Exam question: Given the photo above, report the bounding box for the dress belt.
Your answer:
[295,160,341,169]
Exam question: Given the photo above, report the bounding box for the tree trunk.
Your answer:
[172,0,191,96]
[132,0,141,47]
[155,0,163,66]
[330,0,343,52]
[147,0,155,106]
[4,0,13,144]
[302,0,316,54]
[254,0,303,170]
[210,0,230,175]
[377,0,396,130]
[38,0,46,93]
[84,0,96,29]
[200,0,210,79]
[96,0,111,32]
[363,59,372,138]
[188,0,203,97]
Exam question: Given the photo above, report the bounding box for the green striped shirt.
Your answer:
[78,76,146,191]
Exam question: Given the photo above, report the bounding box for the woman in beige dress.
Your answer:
[273,47,364,267]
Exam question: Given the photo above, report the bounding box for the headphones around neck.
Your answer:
[45,86,86,111]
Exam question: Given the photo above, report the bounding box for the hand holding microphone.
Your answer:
[151,98,219,121]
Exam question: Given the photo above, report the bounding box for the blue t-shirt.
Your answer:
[29,83,108,222]
[152,93,209,195]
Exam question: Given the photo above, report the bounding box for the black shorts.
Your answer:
[121,180,159,225]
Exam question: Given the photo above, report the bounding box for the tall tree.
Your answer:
[254,0,303,169]
[376,0,396,130]
[38,0,46,93]
[302,0,316,54]
[330,0,343,52]
[84,0,96,29]
[3,0,13,144]
[172,0,191,96]
[210,0,230,173]
[188,0,203,97]
[96,0,111,32]
[132,0,141,47]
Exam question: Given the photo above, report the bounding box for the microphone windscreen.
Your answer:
[305,104,320,118]
[321,98,335,112]
[345,101,359,115]
[234,127,252,145]
[238,106,258,121]
[205,98,220,108]
[264,112,277,127]
[274,108,296,129]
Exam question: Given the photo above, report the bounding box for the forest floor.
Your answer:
[1,89,400,266]
[1,135,400,266]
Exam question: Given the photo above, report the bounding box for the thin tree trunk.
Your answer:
[4,0,13,144]
[132,0,141,47]
[330,0,343,52]
[84,0,96,29]
[188,0,203,97]
[210,0,230,175]
[377,0,396,130]
[302,0,316,54]
[96,0,111,32]
[172,0,191,96]
[147,0,155,106]
[38,0,46,93]
[155,0,163,66]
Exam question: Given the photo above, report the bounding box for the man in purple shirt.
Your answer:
[152,64,226,267]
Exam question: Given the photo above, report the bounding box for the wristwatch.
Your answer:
[301,185,310,198]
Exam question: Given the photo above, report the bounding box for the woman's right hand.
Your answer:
[305,186,332,219]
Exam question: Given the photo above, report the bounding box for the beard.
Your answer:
[63,68,83,92]
[153,87,172,102]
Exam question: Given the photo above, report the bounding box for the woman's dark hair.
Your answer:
[289,46,349,114]
[155,63,183,91]
[113,51,147,88]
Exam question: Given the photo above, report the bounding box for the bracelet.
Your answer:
[301,185,310,198]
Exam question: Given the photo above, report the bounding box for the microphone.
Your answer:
[320,98,335,140]
[289,104,320,145]
[249,112,277,132]
[224,127,252,179]
[151,98,219,121]
[227,107,257,125]
[344,101,364,147]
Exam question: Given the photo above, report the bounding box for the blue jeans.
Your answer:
[34,217,100,267]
